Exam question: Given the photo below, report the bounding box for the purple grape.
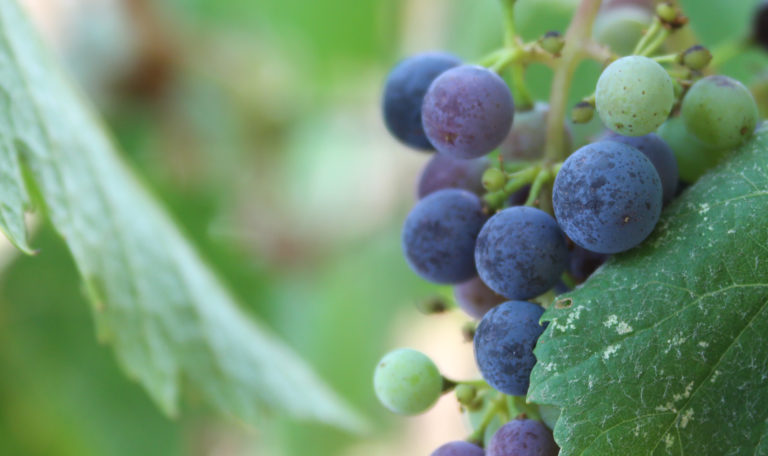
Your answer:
[417,154,489,199]
[487,420,558,456]
[475,207,568,300]
[499,103,572,161]
[422,65,514,159]
[569,245,610,283]
[553,141,662,254]
[605,133,679,205]
[402,189,487,284]
[382,52,462,150]
[474,301,545,396]
[507,185,531,207]
[431,441,485,456]
[454,276,506,320]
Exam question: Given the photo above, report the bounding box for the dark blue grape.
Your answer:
[553,141,662,254]
[475,207,568,300]
[605,133,679,205]
[569,245,610,283]
[474,301,545,396]
[454,276,506,320]
[382,52,462,150]
[431,441,485,456]
[403,189,487,284]
[507,185,531,207]
[418,154,489,199]
[753,1,768,51]
[422,65,514,159]
[487,419,558,456]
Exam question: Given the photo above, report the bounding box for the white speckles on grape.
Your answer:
[596,56,674,136]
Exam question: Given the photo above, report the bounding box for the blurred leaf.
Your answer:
[530,127,768,454]
[0,0,363,431]
[0,227,182,456]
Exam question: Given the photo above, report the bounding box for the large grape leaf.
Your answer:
[530,125,768,455]
[0,0,363,431]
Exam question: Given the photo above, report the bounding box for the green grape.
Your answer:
[593,6,653,56]
[681,75,759,150]
[657,116,726,183]
[596,56,675,136]
[373,348,443,415]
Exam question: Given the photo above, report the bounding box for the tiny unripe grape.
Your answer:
[681,45,712,71]
[572,101,595,124]
[681,75,758,149]
[656,2,677,23]
[454,384,477,406]
[539,31,565,55]
[373,348,443,415]
[482,167,506,191]
[596,56,675,136]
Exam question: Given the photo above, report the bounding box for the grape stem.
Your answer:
[652,53,678,63]
[453,378,491,389]
[639,28,671,57]
[543,0,604,163]
[467,393,508,445]
[483,165,540,209]
[633,18,662,55]
[524,169,552,207]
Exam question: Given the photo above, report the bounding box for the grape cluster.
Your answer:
[372,1,761,453]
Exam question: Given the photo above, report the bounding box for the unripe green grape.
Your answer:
[657,116,726,183]
[482,167,506,191]
[596,56,675,136]
[593,6,653,55]
[572,101,595,124]
[373,348,443,415]
[454,384,477,406]
[539,31,565,55]
[681,75,758,149]
[656,2,677,23]
[680,45,712,71]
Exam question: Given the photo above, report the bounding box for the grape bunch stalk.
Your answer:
[375,0,761,454]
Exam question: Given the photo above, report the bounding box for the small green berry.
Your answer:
[539,31,565,55]
[680,45,712,71]
[455,384,477,406]
[373,348,443,415]
[482,167,506,191]
[571,101,595,124]
[656,2,677,23]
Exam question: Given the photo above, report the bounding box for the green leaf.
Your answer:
[0,0,363,432]
[530,125,768,454]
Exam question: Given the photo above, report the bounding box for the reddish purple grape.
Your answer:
[431,441,485,456]
[417,154,489,199]
[454,276,506,319]
[422,65,514,159]
[487,419,558,456]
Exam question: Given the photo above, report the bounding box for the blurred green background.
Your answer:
[0,0,765,454]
